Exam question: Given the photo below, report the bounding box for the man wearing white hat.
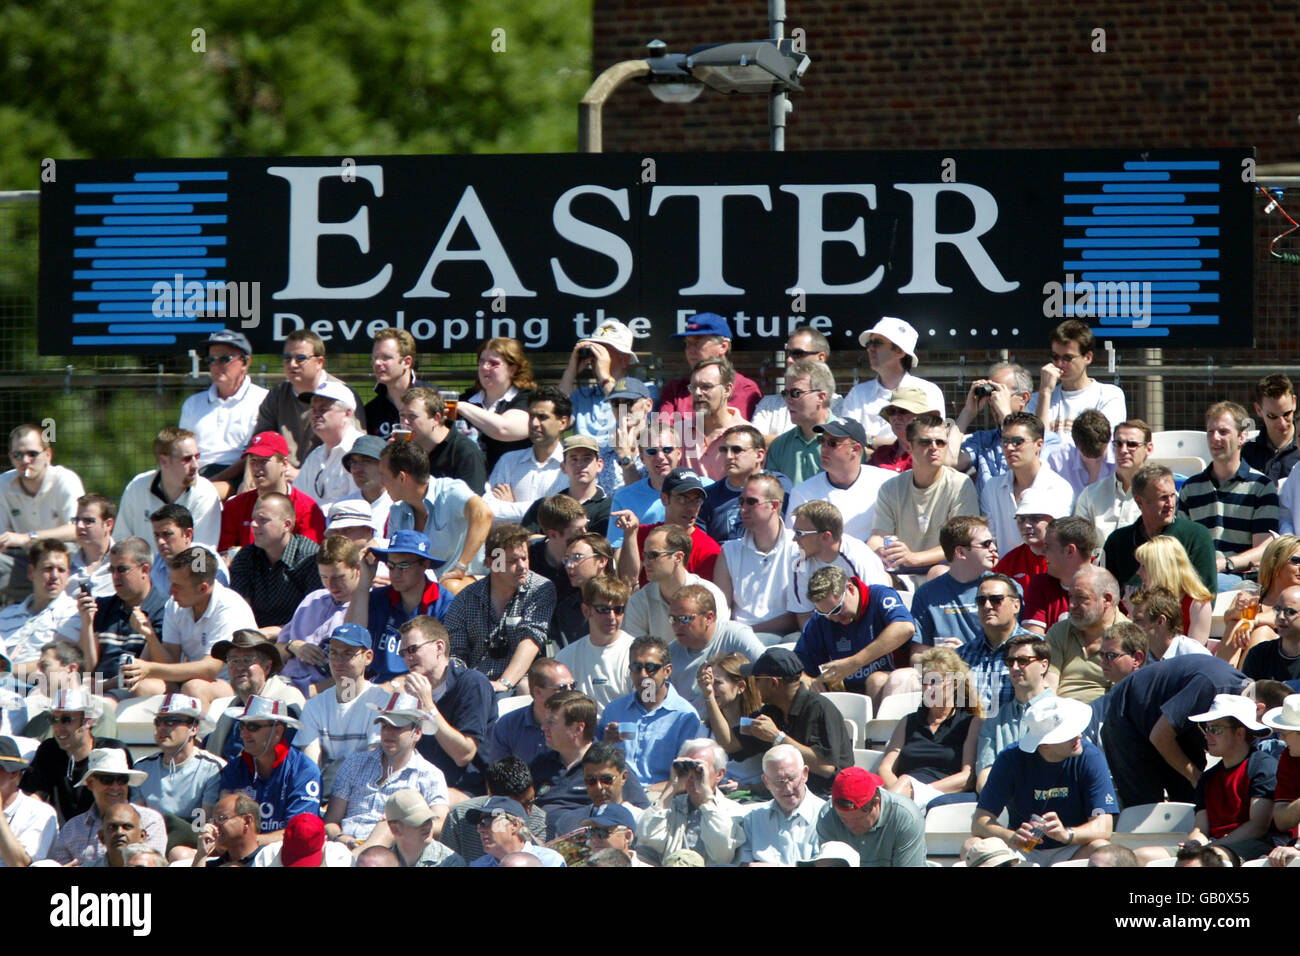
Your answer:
[293,380,363,507]
[990,490,1063,593]
[20,687,124,823]
[560,318,659,459]
[135,693,224,832]
[1263,694,1300,865]
[48,747,167,865]
[979,412,1075,557]
[1135,694,1280,864]
[325,692,448,849]
[973,695,1117,865]
[840,317,946,451]
[0,735,58,866]
[218,695,321,843]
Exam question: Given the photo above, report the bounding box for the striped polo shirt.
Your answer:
[1177,460,1278,554]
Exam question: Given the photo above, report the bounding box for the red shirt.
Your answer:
[994,545,1046,592]
[1276,751,1300,838]
[869,442,912,473]
[1198,749,1274,840]
[659,372,762,421]
[635,522,720,586]
[1022,573,1069,629]
[219,486,327,551]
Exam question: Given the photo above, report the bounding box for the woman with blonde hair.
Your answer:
[1219,534,1300,666]
[878,647,984,809]
[455,337,537,472]
[1134,535,1213,644]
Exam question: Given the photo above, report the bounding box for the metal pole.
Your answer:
[578,60,652,153]
[769,0,787,151]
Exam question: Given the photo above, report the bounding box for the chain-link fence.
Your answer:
[2,186,1297,498]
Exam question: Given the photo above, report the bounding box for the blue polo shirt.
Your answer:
[977,739,1118,849]
[218,742,321,833]
[415,662,494,791]
[480,703,547,768]
[909,573,984,647]
[598,684,703,784]
[795,581,914,693]
[364,580,452,683]
[386,478,486,576]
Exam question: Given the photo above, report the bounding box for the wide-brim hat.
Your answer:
[75,747,147,788]
[154,693,215,736]
[795,840,860,867]
[368,691,436,734]
[0,735,29,771]
[1262,694,1300,733]
[211,629,282,677]
[582,318,638,360]
[370,529,432,561]
[228,694,300,730]
[1015,487,1070,520]
[1019,696,1092,752]
[342,435,388,469]
[859,317,920,367]
[1189,694,1268,734]
[880,386,936,417]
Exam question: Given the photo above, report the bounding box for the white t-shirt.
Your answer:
[979,464,1077,556]
[485,446,566,522]
[294,431,362,508]
[555,631,634,709]
[162,580,258,662]
[786,465,894,541]
[117,470,223,554]
[252,840,355,867]
[0,790,59,865]
[751,392,845,437]
[840,373,946,441]
[293,683,390,763]
[179,377,270,470]
[720,529,802,628]
[1027,380,1127,446]
[0,465,84,535]
[0,592,81,664]
[624,573,730,644]
[789,533,891,615]
[1159,635,1213,661]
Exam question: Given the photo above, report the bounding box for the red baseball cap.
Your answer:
[245,431,290,459]
[831,767,882,809]
[280,813,326,867]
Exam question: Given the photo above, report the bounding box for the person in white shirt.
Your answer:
[117,427,222,554]
[1044,409,1116,497]
[979,411,1076,555]
[179,330,269,495]
[0,540,80,678]
[713,473,801,637]
[1027,319,1127,445]
[121,547,255,709]
[294,380,362,507]
[294,624,391,790]
[486,386,570,523]
[751,326,845,441]
[786,419,893,542]
[1129,586,1213,661]
[624,524,729,643]
[338,436,393,541]
[788,500,890,626]
[839,316,945,450]
[0,735,58,866]
[0,423,85,604]
[556,576,635,709]
[1074,419,1154,551]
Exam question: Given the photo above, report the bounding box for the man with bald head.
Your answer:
[229,491,321,636]
[96,803,145,868]
[1046,566,1126,703]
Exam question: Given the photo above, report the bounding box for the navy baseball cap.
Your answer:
[673,312,732,339]
[582,803,637,831]
[740,647,805,680]
[465,796,529,825]
[329,623,373,650]
[661,468,705,497]
[342,435,388,469]
[371,530,432,560]
[207,330,252,355]
[814,419,869,447]
[609,378,653,403]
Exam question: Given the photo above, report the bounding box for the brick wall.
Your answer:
[593,0,1298,161]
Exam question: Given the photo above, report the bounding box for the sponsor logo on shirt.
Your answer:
[1034,786,1069,800]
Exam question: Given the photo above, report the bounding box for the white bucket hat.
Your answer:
[76,748,147,788]
[1262,694,1300,733]
[859,317,920,367]
[1189,694,1268,734]
[1015,487,1070,520]
[1019,696,1093,752]
[795,840,860,867]
[229,694,300,730]
[582,318,638,361]
[368,692,436,734]
[155,693,215,735]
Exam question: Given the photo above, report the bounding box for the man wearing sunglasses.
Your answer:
[698,424,787,543]
[814,766,926,867]
[1074,419,1154,546]
[975,634,1055,793]
[49,747,167,866]
[868,412,979,582]
[251,329,365,470]
[979,412,1075,556]
[665,586,765,709]
[599,636,702,789]
[958,574,1036,718]
[753,327,844,443]
[765,358,841,485]
[787,500,890,630]
[1242,586,1300,683]
[713,473,802,637]
[135,693,223,843]
[0,423,85,604]
[480,659,575,767]
[557,576,635,709]
[548,741,649,839]
[205,629,305,764]
[21,689,127,823]
[581,802,650,865]
[218,695,321,844]
[179,330,269,493]
[66,493,116,600]
[797,565,914,709]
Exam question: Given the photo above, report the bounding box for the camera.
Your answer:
[673,758,700,776]
[577,346,595,362]
[973,383,995,397]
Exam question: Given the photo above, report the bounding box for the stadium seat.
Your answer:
[115,694,166,745]
[1144,856,1178,867]
[852,748,884,772]
[923,801,980,857]
[1115,801,1196,834]
[862,718,900,748]
[497,696,531,718]
[1052,858,1090,867]
[876,692,921,720]
[822,691,873,746]
[1151,430,1210,464]
[1241,858,1269,867]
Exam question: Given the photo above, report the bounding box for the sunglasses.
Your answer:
[205,354,239,367]
[833,796,873,811]
[720,444,754,456]
[915,437,948,448]
[819,436,849,448]
[153,716,193,727]
[94,774,130,786]
[630,661,665,675]
[976,594,1012,607]
[1112,439,1144,449]
[584,773,619,786]
[51,714,82,726]
[400,641,434,657]
[282,353,316,364]
[739,496,774,507]
[241,721,274,732]
[784,348,819,360]
[967,538,998,550]
[590,604,626,616]
[1201,721,1235,736]
[643,549,678,561]
[865,337,892,349]
[389,560,423,571]
[669,613,700,625]
[1006,655,1043,668]
[1097,651,1131,663]
[780,387,820,400]
[587,825,624,839]
[793,528,822,538]
[644,446,676,457]
[1000,436,1029,448]
[817,592,847,618]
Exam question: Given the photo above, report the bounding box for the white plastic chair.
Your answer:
[822,691,873,747]
[114,694,166,745]
[863,718,900,748]
[1151,430,1210,462]
[876,692,921,720]
[923,801,980,857]
[1241,858,1269,868]
[497,695,531,718]
[1115,801,1196,834]
[852,748,884,772]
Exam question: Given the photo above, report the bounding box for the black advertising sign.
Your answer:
[38,148,1254,355]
